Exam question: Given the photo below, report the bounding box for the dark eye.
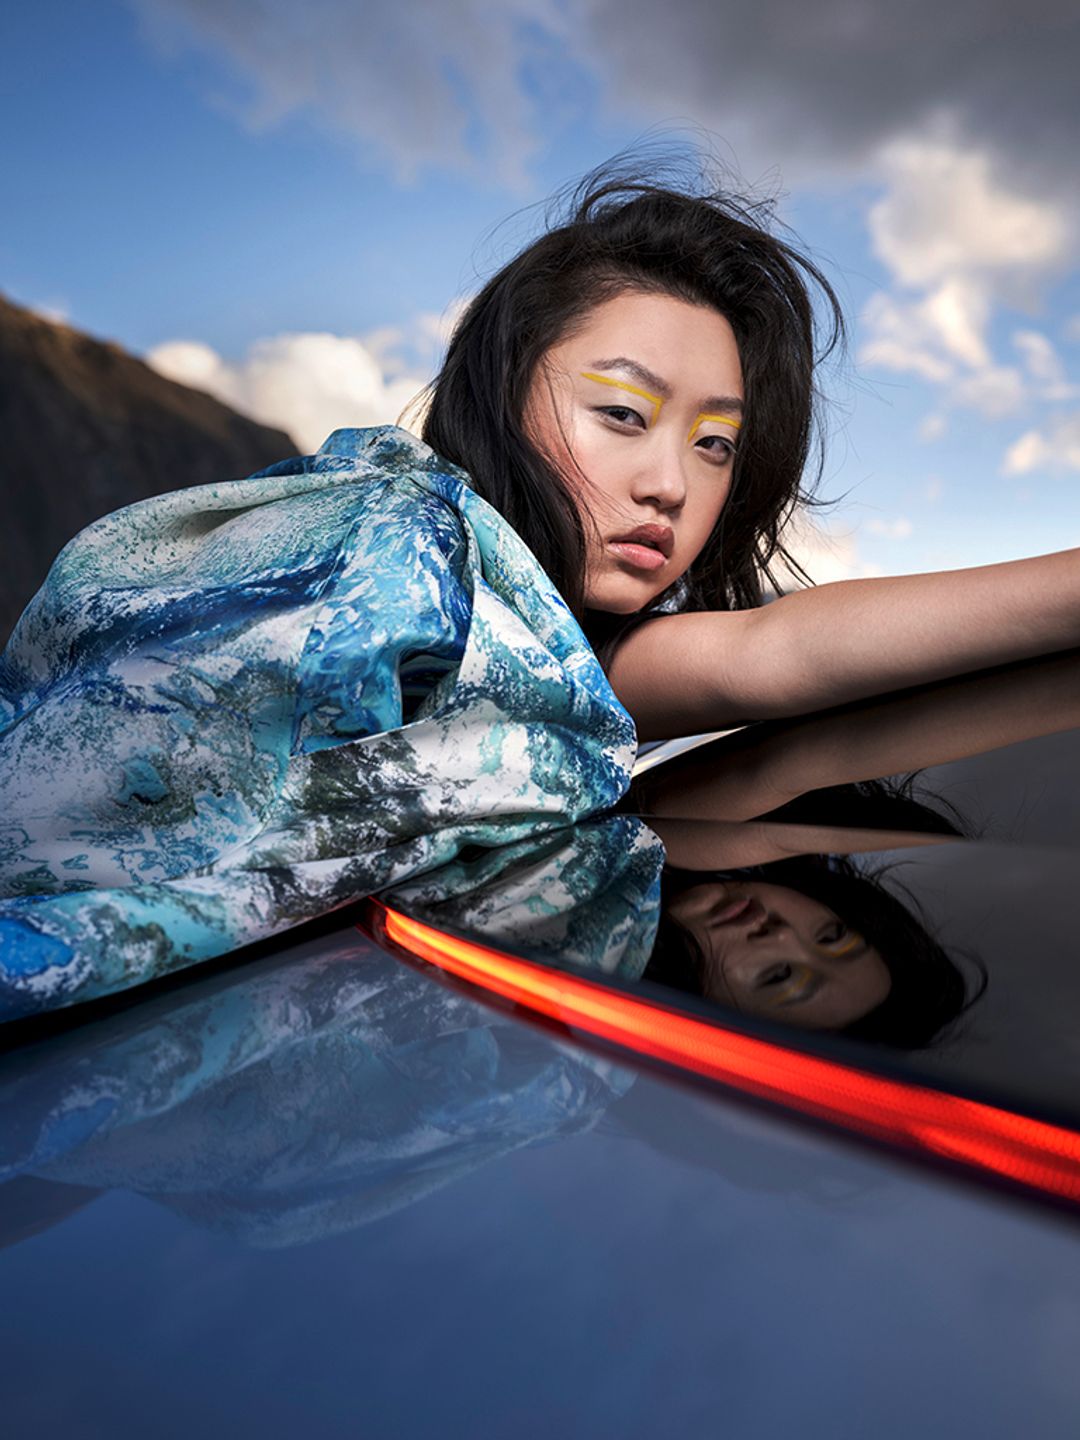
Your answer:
[695,435,737,464]
[758,963,792,988]
[818,922,863,956]
[596,405,646,429]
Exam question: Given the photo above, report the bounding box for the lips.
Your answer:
[709,897,765,928]
[611,524,674,558]
[607,524,674,573]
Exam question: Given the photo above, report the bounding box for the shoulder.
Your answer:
[2,427,476,692]
[47,426,474,593]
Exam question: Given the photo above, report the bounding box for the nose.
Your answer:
[747,914,790,941]
[730,900,783,939]
[630,441,687,512]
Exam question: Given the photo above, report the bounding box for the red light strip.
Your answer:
[374,903,1080,1205]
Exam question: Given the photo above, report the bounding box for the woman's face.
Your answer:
[524,290,744,613]
[666,881,892,1030]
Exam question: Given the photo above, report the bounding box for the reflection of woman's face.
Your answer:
[667,881,891,1029]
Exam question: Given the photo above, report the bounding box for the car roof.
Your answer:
[4,652,1080,1435]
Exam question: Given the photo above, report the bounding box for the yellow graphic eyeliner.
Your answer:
[581,375,742,441]
[580,371,664,425]
[687,412,743,442]
[820,932,863,958]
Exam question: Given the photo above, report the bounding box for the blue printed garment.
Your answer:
[0,427,636,1020]
[385,815,664,980]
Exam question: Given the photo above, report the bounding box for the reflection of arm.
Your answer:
[650,818,948,872]
[636,649,1080,822]
[609,552,1080,740]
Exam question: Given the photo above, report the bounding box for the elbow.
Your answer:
[713,600,819,722]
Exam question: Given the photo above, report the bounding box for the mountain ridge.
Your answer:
[0,294,298,642]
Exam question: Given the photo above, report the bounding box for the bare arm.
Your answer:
[635,649,1080,821]
[608,549,1080,740]
[649,818,948,872]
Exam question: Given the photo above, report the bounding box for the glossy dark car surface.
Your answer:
[3,652,1080,1438]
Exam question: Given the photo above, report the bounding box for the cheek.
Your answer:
[559,444,627,531]
[708,474,734,526]
[683,487,730,562]
[700,951,736,1006]
[526,409,609,520]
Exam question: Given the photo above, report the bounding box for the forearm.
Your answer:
[759,549,1080,716]
[637,649,1080,821]
[609,547,1080,740]
[762,647,1080,793]
[650,817,947,872]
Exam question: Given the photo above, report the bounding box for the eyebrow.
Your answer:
[586,356,744,417]
[581,368,664,423]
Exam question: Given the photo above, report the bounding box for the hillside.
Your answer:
[0,295,297,641]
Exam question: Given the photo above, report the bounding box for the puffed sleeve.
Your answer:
[0,427,636,1020]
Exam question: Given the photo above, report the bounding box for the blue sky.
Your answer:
[4,0,1080,580]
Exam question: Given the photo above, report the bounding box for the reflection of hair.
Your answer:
[757,773,973,837]
[647,856,986,1050]
[422,153,844,626]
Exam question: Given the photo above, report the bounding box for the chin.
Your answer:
[585,575,664,616]
[584,592,655,616]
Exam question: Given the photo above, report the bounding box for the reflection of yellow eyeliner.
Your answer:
[821,932,863,958]
[770,965,814,1007]
[580,371,664,424]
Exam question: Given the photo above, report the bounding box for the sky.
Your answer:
[4,0,1080,580]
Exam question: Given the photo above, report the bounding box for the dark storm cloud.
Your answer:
[132,0,1079,196]
[577,0,1080,192]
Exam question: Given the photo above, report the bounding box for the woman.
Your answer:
[1,162,1076,1020]
[424,172,1079,741]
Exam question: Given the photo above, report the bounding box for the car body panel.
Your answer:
[4,655,1080,1436]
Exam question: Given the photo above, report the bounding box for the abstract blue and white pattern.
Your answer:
[0,926,639,1246]
[0,427,636,1019]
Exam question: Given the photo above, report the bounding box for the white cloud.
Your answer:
[859,274,995,385]
[772,512,885,589]
[867,139,1069,291]
[859,292,956,384]
[29,299,71,326]
[947,366,1026,420]
[147,330,431,452]
[860,140,1074,423]
[131,0,561,186]
[1002,415,1080,476]
[1014,330,1064,386]
[1013,329,1077,401]
[918,414,947,442]
[362,299,470,380]
[863,516,914,540]
[918,276,993,370]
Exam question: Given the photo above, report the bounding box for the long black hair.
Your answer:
[421,152,844,633]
